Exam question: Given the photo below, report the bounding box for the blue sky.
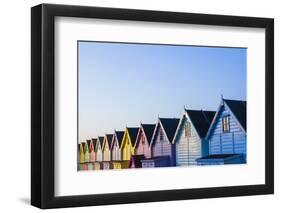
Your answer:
[78,41,246,141]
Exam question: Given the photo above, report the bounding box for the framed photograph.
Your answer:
[31,3,274,209]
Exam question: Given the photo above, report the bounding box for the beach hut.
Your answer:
[134,123,156,158]
[80,143,88,170]
[78,143,84,170]
[173,109,215,166]
[84,140,90,163]
[95,136,104,162]
[110,131,124,161]
[89,138,97,162]
[79,143,85,163]
[142,118,180,167]
[120,127,139,161]
[84,140,93,170]
[103,134,113,162]
[196,98,247,165]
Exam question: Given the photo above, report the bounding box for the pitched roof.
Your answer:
[91,138,97,146]
[185,109,216,138]
[86,139,91,148]
[90,138,97,151]
[224,99,247,131]
[127,127,139,146]
[81,142,86,151]
[105,134,114,147]
[159,118,180,142]
[115,131,124,146]
[95,136,104,151]
[98,136,104,144]
[141,124,156,144]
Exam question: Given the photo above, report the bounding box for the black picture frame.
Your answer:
[31,3,274,209]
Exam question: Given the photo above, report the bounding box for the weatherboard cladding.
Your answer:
[196,154,244,165]
[135,124,156,158]
[84,140,90,162]
[175,110,215,166]
[103,135,113,161]
[111,131,124,161]
[141,156,170,168]
[151,118,179,166]
[122,128,139,161]
[205,99,247,164]
[96,137,104,162]
[89,138,96,162]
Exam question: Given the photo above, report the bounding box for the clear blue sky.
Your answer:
[78,41,246,142]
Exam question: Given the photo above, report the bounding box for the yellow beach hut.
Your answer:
[120,127,139,161]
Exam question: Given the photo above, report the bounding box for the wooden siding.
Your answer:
[93,162,101,170]
[88,163,94,170]
[90,150,95,162]
[110,136,119,160]
[151,125,175,166]
[208,105,246,162]
[79,144,85,163]
[96,148,103,162]
[110,162,122,169]
[84,143,90,163]
[141,157,170,168]
[102,162,110,170]
[197,155,244,165]
[135,130,151,158]
[103,142,111,161]
[175,116,203,166]
[121,130,135,161]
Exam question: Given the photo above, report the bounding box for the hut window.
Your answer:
[185,122,191,137]
[222,115,230,132]
[159,129,164,141]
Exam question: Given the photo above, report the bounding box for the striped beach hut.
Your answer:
[142,118,180,167]
[110,131,124,161]
[134,123,156,158]
[197,98,247,165]
[173,109,215,166]
[121,127,139,161]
